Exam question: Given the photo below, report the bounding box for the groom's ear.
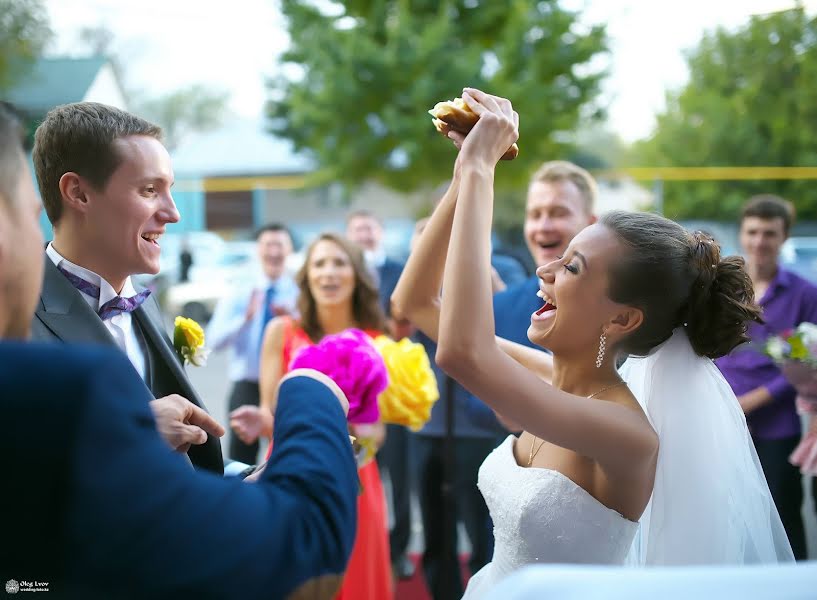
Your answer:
[606,306,643,340]
[58,172,89,214]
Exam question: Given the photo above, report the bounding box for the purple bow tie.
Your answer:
[58,265,151,321]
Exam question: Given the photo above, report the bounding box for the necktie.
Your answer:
[256,286,276,358]
[261,285,276,329]
[58,265,151,321]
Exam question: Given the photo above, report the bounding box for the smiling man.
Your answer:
[29,102,224,474]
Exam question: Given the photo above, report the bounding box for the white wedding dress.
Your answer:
[462,436,639,599]
[462,329,794,600]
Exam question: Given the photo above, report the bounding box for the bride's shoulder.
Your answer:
[604,387,651,426]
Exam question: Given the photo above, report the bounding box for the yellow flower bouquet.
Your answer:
[173,316,211,367]
[374,335,439,430]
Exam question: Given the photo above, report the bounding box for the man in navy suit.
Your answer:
[0,103,358,597]
[28,102,226,474]
[346,208,405,315]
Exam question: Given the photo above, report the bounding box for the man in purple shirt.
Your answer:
[716,194,817,560]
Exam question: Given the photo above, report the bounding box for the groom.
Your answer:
[29,102,225,473]
[0,102,358,597]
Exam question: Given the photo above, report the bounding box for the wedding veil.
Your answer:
[620,328,795,565]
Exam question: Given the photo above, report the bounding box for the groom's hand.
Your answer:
[150,395,226,453]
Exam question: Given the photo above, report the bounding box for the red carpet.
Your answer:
[394,553,472,600]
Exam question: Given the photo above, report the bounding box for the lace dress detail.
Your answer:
[462,436,639,599]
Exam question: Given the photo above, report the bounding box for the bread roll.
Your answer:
[428,98,519,160]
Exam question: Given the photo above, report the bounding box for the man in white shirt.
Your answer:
[29,102,226,474]
[207,223,298,464]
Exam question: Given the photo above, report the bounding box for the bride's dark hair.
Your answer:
[600,211,762,359]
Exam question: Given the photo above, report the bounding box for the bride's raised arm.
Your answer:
[435,88,656,475]
[390,160,460,343]
[392,127,553,384]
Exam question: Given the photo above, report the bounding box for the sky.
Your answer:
[46,0,817,142]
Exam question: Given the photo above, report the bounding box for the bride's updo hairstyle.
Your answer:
[600,211,762,359]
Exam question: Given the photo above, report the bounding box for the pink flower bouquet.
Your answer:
[290,328,388,425]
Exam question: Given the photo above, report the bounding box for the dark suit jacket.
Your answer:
[377,258,404,317]
[30,257,223,473]
[0,342,358,599]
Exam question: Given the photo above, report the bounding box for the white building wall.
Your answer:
[83,64,128,109]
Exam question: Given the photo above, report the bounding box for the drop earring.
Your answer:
[595,331,607,368]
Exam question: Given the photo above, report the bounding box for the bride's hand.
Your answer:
[454,88,518,170]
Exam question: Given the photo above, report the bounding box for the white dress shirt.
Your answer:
[46,243,148,380]
[206,273,299,383]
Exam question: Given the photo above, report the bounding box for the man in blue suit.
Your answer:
[346,208,405,314]
[0,104,358,598]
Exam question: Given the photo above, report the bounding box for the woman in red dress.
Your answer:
[231,232,393,600]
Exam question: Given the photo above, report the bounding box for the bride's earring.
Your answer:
[595,332,607,368]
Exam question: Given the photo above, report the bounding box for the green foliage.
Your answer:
[636,6,817,221]
[268,0,607,224]
[137,85,229,150]
[568,125,633,169]
[75,26,228,151]
[0,0,52,92]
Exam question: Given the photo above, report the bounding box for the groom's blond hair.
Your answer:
[530,161,597,215]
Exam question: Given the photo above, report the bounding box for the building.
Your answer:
[5,56,128,239]
[170,117,428,256]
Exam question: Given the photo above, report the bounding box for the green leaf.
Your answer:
[635,7,817,219]
[0,0,52,92]
[788,334,809,361]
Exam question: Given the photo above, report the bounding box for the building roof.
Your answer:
[171,117,315,177]
[6,57,109,115]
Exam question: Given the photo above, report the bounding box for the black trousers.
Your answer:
[753,435,807,559]
[376,423,414,562]
[415,435,497,600]
[228,380,261,465]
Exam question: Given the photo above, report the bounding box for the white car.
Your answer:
[781,237,817,283]
[164,242,259,323]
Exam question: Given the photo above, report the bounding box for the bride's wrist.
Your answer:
[460,161,495,182]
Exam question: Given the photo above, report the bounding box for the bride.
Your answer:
[391,89,794,598]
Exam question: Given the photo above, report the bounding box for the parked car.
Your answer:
[781,237,817,283]
[134,231,228,293]
[163,241,259,323]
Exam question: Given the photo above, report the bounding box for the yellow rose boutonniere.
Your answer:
[173,316,211,367]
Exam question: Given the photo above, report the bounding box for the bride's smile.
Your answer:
[528,224,629,359]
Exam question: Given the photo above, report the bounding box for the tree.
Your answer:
[267,0,607,224]
[0,0,52,92]
[77,26,229,150]
[568,125,632,170]
[636,6,817,221]
[137,85,229,150]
